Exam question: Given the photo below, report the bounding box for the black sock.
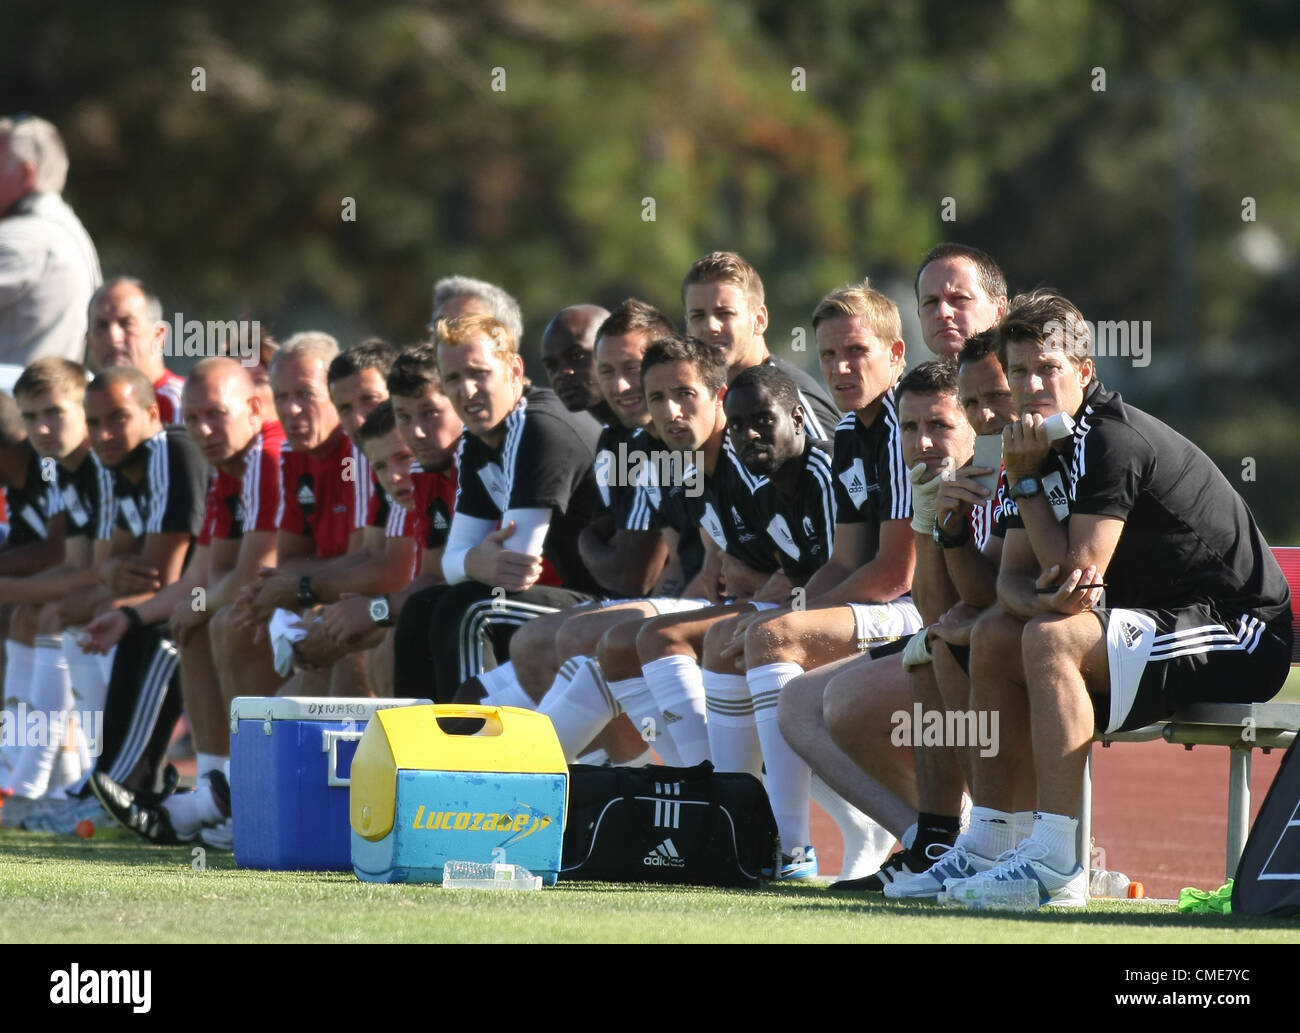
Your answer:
[908,812,961,866]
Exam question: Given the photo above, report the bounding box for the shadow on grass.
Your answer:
[553,880,1296,931]
[754,886,1296,931]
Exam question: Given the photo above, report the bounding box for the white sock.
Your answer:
[3,640,35,709]
[538,657,621,762]
[478,661,535,711]
[1,640,36,780]
[607,676,681,765]
[964,806,1017,859]
[747,661,811,852]
[162,781,224,837]
[641,655,710,765]
[702,669,762,776]
[1013,809,1036,840]
[1028,811,1078,872]
[811,774,895,878]
[9,635,71,798]
[64,631,112,716]
[46,747,82,798]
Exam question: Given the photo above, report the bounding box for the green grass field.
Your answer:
[2,828,1297,944]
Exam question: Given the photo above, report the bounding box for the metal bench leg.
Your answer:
[1078,743,1093,901]
[1226,746,1252,882]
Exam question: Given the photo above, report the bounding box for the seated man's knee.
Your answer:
[635,615,677,664]
[554,604,616,658]
[35,601,63,636]
[744,610,800,667]
[508,615,553,667]
[597,619,642,676]
[970,606,1025,675]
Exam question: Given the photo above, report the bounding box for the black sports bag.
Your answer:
[559,761,779,887]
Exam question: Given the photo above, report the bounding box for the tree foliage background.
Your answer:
[6,0,1299,537]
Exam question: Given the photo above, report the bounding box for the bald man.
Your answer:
[81,357,284,846]
[540,304,613,423]
[83,278,186,423]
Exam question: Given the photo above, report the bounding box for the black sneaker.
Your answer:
[829,849,925,892]
[89,771,189,845]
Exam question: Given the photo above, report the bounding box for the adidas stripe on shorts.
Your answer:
[1097,603,1293,734]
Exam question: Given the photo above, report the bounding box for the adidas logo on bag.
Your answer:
[643,837,686,868]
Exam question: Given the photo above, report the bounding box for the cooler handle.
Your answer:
[425,704,506,738]
[322,729,365,787]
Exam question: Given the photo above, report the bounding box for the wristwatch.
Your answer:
[297,575,317,606]
[1009,476,1042,501]
[933,519,970,549]
[369,595,393,627]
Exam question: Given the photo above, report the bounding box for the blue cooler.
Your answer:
[350,704,568,884]
[230,696,429,870]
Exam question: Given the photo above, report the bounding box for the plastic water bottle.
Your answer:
[1089,868,1131,898]
[441,860,543,891]
[944,879,1040,912]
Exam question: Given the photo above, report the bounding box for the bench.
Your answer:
[1077,546,1300,888]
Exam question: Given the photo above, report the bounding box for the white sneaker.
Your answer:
[959,792,972,835]
[943,840,1087,910]
[883,842,996,900]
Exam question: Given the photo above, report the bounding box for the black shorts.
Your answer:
[1093,604,1293,733]
[944,642,971,675]
[867,636,909,661]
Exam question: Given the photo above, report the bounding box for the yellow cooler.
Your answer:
[350,704,568,884]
